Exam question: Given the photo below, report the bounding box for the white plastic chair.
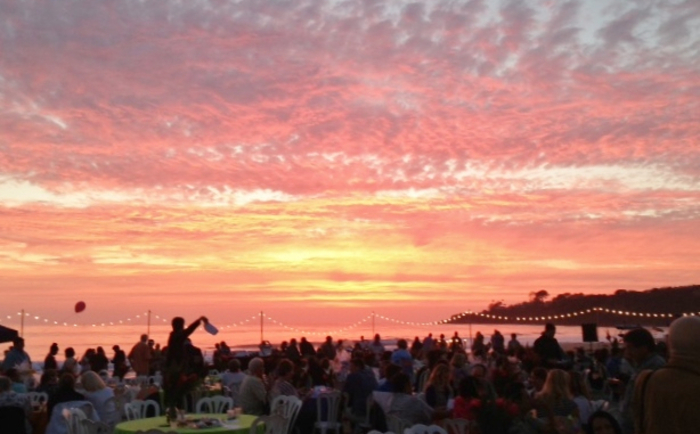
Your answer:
[146,375,161,387]
[124,399,160,420]
[28,391,49,409]
[63,407,110,434]
[444,418,473,434]
[195,395,234,413]
[343,392,373,434]
[270,395,303,434]
[63,407,87,434]
[314,390,343,434]
[47,401,101,434]
[404,424,448,434]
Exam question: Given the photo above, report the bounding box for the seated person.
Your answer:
[423,362,453,410]
[452,376,481,421]
[47,373,85,418]
[221,359,246,397]
[237,357,269,415]
[81,371,119,426]
[0,375,32,433]
[270,359,299,400]
[5,368,28,393]
[387,373,434,425]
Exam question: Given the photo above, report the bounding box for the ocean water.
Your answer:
[2,320,626,369]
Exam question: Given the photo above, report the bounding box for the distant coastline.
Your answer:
[447,284,700,328]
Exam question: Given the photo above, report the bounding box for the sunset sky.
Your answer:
[1,0,699,329]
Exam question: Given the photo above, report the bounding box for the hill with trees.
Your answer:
[447,285,700,327]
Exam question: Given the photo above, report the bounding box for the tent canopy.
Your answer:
[0,324,19,344]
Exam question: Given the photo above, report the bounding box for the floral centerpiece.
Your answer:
[464,397,520,434]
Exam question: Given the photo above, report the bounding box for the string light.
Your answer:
[1,307,696,335]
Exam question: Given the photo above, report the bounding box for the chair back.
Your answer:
[124,399,160,420]
[195,396,233,413]
[385,414,411,434]
[147,375,161,387]
[63,407,88,434]
[0,405,28,434]
[270,395,303,434]
[315,390,343,434]
[47,401,100,434]
[182,389,204,412]
[444,418,472,434]
[27,391,50,409]
[404,424,448,434]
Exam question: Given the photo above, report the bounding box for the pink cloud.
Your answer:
[0,0,699,326]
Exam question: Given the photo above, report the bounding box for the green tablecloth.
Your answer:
[114,413,260,434]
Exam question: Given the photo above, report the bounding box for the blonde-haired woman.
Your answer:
[423,362,453,410]
[81,370,120,427]
[534,369,580,432]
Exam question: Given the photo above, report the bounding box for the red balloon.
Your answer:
[74,301,86,313]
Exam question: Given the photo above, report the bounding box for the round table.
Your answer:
[113,413,260,434]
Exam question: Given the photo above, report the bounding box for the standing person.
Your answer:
[633,316,700,434]
[507,333,523,354]
[285,338,301,362]
[619,328,665,434]
[79,348,96,374]
[491,330,505,355]
[390,339,414,381]
[422,333,434,353]
[299,337,315,358]
[1,337,31,372]
[44,343,59,371]
[164,316,207,369]
[61,347,80,376]
[370,334,385,360]
[129,334,152,377]
[410,336,423,359]
[471,332,488,359]
[449,332,463,352]
[319,336,337,361]
[533,323,565,368]
[90,346,110,373]
[111,345,129,380]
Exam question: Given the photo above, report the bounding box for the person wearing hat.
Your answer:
[634,316,700,433]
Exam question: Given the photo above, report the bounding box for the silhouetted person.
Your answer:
[533,323,565,368]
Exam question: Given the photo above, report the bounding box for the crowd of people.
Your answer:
[1,315,698,434]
